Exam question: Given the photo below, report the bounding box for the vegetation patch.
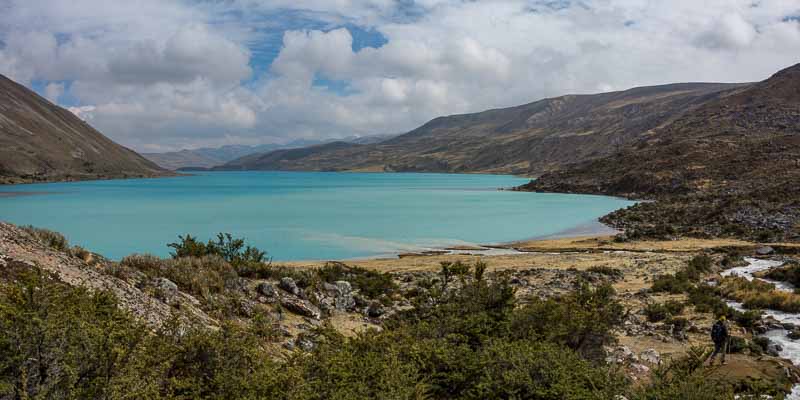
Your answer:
[720,276,800,313]
[644,300,685,322]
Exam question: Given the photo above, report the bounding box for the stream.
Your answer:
[721,257,800,399]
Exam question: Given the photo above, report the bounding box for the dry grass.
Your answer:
[511,235,758,253]
[719,276,800,313]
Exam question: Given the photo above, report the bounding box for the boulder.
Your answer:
[605,346,637,364]
[640,349,661,365]
[280,297,321,319]
[756,246,775,255]
[154,277,179,304]
[297,336,316,351]
[767,342,783,357]
[155,277,178,293]
[333,281,356,311]
[256,282,277,298]
[279,277,301,296]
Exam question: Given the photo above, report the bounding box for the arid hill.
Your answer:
[0,74,167,184]
[522,63,800,241]
[216,82,745,174]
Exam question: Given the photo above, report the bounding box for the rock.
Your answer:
[640,349,661,365]
[367,302,385,318]
[789,330,800,340]
[322,282,338,292]
[756,246,775,255]
[297,336,316,351]
[767,342,783,357]
[605,346,637,364]
[280,297,321,319]
[283,340,295,351]
[630,363,650,374]
[256,282,277,297]
[155,277,178,293]
[334,281,356,311]
[154,277,179,304]
[279,277,301,296]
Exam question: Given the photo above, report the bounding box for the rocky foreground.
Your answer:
[4,222,800,397]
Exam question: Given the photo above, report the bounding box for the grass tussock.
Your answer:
[719,276,800,313]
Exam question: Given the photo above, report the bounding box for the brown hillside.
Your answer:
[217,82,745,174]
[0,74,167,184]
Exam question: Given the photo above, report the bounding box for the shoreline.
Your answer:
[0,191,60,198]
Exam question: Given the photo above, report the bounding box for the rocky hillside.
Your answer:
[0,74,167,184]
[216,82,744,174]
[522,63,800,241]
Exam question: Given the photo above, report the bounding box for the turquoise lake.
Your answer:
[0,172,634,261]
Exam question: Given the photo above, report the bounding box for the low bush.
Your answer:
[509,283,624,359]
[629,346,734,399]
[120,253,239,300]
[587,265,623,278]
[651,274,691,294]
[21,225,69,252]
[651,254,717,294]
[719,276,800,313]
[644,300,685,322]
[167,233,270,277]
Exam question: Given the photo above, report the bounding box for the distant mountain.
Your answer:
[522,63,800,241]
[143,135,395,170]
[0,74,167,184]
[215,82,745,173]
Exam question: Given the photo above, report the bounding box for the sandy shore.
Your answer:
[281,235,775,273]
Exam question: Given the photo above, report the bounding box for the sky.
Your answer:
[1,0,799,152]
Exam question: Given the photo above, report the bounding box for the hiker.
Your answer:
[708,316,730,365]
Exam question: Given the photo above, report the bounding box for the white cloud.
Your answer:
[1,0,800,151]
[43,82,64,103]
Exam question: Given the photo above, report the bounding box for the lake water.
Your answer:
[0,172,634,261]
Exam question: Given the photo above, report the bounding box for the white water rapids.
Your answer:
[721,257,800,398]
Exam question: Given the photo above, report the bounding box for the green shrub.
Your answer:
[167,233,269,277]
[630,347,735,399]
[688,254,713,275]
[644,301,685,322]
[509,283,623,358]
[687,284,731,316]
[651,274,691,294]
[651,255,716,294]
[465,340,627,400]
[0,268,287,399]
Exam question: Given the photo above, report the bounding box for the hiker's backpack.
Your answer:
[711,322,725,342]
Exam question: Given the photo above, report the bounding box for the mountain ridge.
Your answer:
[215,82,747,174]
[0,74,167,184]
[521,62,800,241]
